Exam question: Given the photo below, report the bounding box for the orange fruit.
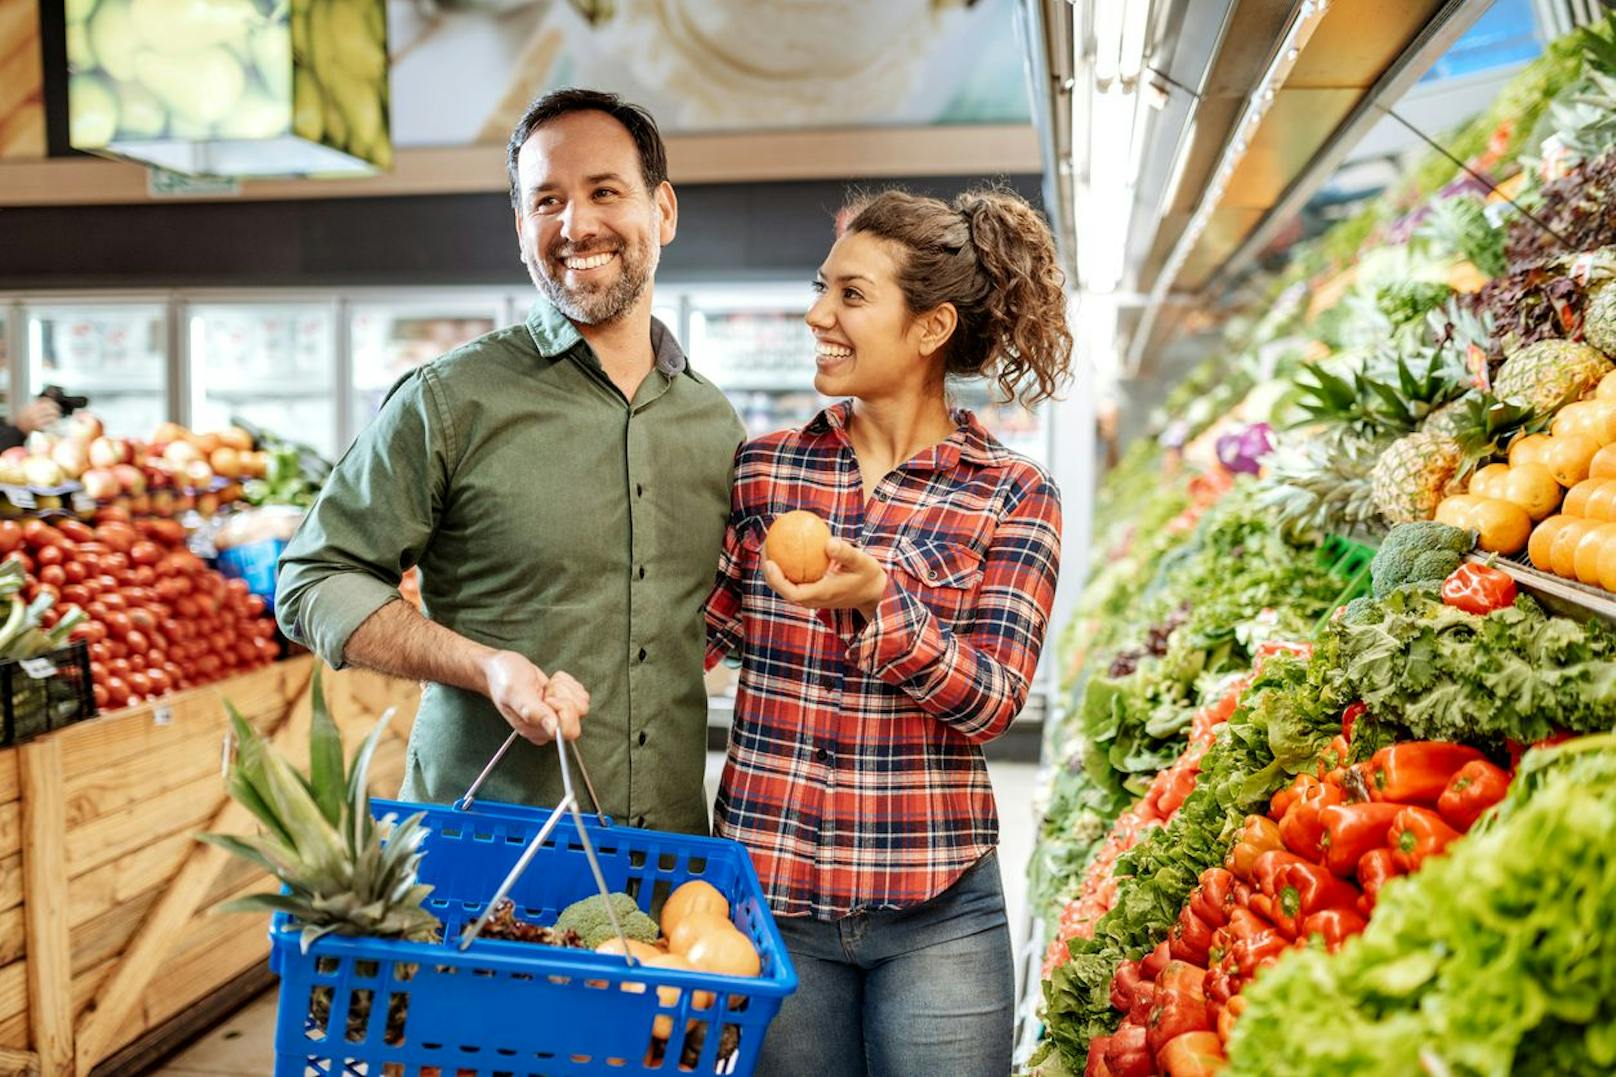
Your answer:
[1551,517,1598,578]
[1468,463,1511,499]
[1599,370,1616,401]
[764,510,832,584]
[660,881,729,939]
[1529,516,1570,571]
[1509,433,1555,468]
[667,912,734,958]
[1498,463,1562,521]
[1586,480,1616,522]
[1574,523,1616,584]
[1547,433,1601,486]
[1435,495,1481,530]
[1470,498,1532,556]
[685,927,761,979]
[1599,536,1616,592]
[1564,478,1606,517]
[1591,443,1616,480]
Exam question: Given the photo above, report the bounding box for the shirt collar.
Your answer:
[524,296,688,377]
[804,400,1011,469]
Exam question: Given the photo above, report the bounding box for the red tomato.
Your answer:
[127,653,146,673]
[96,526,134,554]
[60,585,90,607]
[174,597,199,620]
[130,542,161,567]
[58,519,94,544]
[225,578,249,597]
[102,552,129,574]
[0,522,21,554]
[5,551,33,575]
[127,672,151,697]
[144,668,171,695]
[125,628,149,655]
[34,584,58,603]
[104,611,130,639]
[63,561,87,584]
[21,520,52,547]
[99,593,126,612]
[244,594,267,618]
[108,658,130,678]
[94,574,118,594]
[35,545,62,567]
[92,683,109,710]
[128,608,155,632]
[89,641,110,663]
[38,564,65,587]
[131,565,156,587]
[235,640,257,663]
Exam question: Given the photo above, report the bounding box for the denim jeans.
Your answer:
[756,851,1014,1077]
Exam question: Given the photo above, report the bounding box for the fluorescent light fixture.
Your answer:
[1118,0,1152,84]
[1092,0,1124,87]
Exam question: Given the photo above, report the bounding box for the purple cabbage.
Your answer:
[1216,422,1274,475]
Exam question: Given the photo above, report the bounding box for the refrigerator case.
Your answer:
[349,303,499,439]
[26,303,166,439]
[188,304,338,459]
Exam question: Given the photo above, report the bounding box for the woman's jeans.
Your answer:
[756,851,1015,1077]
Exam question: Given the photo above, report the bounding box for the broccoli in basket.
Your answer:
[1369,521,1475,598]
[554,892,660,950]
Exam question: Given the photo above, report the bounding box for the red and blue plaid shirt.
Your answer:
[705,401,1062,920]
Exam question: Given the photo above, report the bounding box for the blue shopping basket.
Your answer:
[268,735,797,1076]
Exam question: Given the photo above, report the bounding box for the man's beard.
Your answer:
[525,227,659,326]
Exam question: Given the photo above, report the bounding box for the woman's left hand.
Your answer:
[764,538,887,618]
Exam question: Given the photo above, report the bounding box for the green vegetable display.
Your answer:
[1368,520,1474,597]
[1317,587,1616,746]
[1227,736,1616,1075]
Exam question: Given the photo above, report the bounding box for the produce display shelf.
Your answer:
[1465,551,1616,623]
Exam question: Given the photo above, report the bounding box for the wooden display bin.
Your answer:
[0,656,421,1076]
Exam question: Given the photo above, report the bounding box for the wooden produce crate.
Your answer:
[0,656,421,1077]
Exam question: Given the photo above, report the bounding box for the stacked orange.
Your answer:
[1521,373,1616,589]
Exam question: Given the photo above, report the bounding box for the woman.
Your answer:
[704,187,1071,1075]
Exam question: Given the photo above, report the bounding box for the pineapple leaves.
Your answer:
[345,706,395,857]
[307,666,346,829]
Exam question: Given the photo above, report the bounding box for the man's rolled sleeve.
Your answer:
[275,368,452,669]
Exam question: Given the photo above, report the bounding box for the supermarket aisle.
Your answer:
[156,753,1041,1075]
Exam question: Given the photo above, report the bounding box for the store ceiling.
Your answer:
[1029,0,1495,380]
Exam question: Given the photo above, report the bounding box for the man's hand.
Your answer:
[543,670,590,742]
[763,537,888,618]
[16,398,61,436]
[481,650,584,745]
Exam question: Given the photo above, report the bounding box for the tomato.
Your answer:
[127,653,146,673]
[124,628,149,655]
[35,544,62,567]
[91,683,108,710]
[131,565,156,587]
[144,668,171,695]
[174,597,199,620]
[102,552,129,575]
[89,641,110,663]
[37,564,64,588]
[126,671,151,697]
[22,520,52,547]
[129,542,161,567]
[235,640,257,664]
[104,611,130,639]
[127,609,155,633]
[35,584,59,604]
[4,551,33,575]
[96,526,134,554]
[108,658,130,678]
[58,519,94,544]
[94,574,118,594]
[226,578,249,597]
[244,594,266,618]
[62,561,87,584]
[99,593,126,612]
[0,522,21,554]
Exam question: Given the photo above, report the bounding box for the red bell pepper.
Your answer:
[1277,780,1345,860]
[1141,940,1172,981]
[1268,774,1317,822]
[1086,1037,1115,1077]
[1299,907,1368,952]
[1170,907,1215,966]
[1365,742,1486,803]
[1127,982,1157,1027]
[1341,701,1366,740]
[1148,962,1211,1057]
[1203,965,1238,1008]
[1110,959,1146,1014]
[1215,994,1246,1046]
[1222,907,1288,977]
[1318,801,1403,876]
[1189,868,1235,929]
[1159,747,1207,817]
[1441,563,1517,615]
[1103,1022,1154,1077]
[1269,861,1362,937]
[1244,893,1291,941]
[1251,848,1309,894]
[1317,735,1352,781]
[1355,848,1403,915]
[1436,759,1511,831]
[1227,815,1285,882]
[1157,1031,1226,1077]
[1253,640,1311,669]
[1390,806,1462,871]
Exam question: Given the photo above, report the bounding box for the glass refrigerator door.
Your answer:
[25,302,167,439]
[349,301,501,440]
[684,287,825,437]
[189,303,339,458]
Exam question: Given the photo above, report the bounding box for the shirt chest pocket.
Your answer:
[890,537,984,624]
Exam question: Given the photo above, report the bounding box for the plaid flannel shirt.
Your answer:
[704,402,1062,920]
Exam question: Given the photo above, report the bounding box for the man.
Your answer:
[276,89,745,833]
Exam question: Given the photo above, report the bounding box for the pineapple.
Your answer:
[1258,433,1383,541]
[200,667,440,953]
[1585,281,1616,356]
[1293,345,1469,440]
[1373,394,1542,524]
[1371,430,1464,524]
[1493,340,1612,412]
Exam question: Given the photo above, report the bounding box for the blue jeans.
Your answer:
[756,852,1014,1077]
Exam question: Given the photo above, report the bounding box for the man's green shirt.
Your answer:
[276,298,745,833]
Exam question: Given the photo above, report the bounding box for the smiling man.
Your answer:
[276,89,745,833]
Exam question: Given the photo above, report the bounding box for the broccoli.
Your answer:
[1369,521,1475,598]
[1340,595,1378,625]
[554,892,660,950]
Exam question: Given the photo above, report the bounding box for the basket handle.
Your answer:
[455,728,610,827]
[456,735,636,961]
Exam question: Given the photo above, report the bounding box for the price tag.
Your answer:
[19,658,55,680]
[154,705,173,727]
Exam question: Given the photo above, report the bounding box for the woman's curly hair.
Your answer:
[843,186,1073,407]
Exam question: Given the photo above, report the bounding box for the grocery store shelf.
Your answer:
[1466,552,1616,624]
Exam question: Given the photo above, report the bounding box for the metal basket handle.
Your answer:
[456,734,635,960]
[455,728,609,827]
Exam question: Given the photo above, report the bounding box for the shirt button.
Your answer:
[636,483,644,498]
[816,747,829,762]
[638,647,648,662]
[635,815,647,827]
[638,565,646,580]
[638,731,648,747]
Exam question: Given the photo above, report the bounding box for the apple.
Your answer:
[165,440,203,467]
[181,459,214,488]
[52,440,88,479]
[111,463,147,495]
[81,467,119,500]
[65,412,104,442]
[152,421,188,446]
[0,449,27,487]
[88,436,131,468]
[23,456,65,488]
[25,432,56,458]
[209,447,241,479]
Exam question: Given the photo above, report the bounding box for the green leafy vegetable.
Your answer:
[1368,521,1474,598]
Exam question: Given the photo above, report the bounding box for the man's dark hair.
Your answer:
[506,88,669,209]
